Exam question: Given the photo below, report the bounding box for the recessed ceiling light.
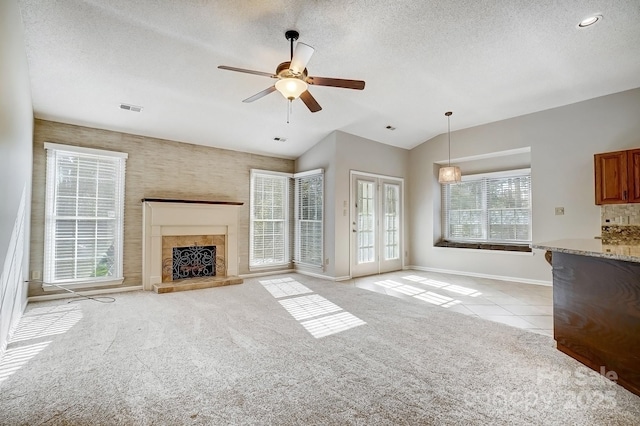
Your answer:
[578,15,602,28]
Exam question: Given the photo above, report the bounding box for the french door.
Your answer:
[350,172,403,277]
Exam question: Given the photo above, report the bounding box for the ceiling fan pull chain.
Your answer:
[287,99,291,123]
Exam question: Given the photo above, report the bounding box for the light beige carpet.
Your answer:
[1,273,638,425]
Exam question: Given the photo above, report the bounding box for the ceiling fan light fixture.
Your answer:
[275,78,308,100]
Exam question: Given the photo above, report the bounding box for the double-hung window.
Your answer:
[249,169,324,270]
[442,169,531,245]
[294,170,323,268]
[44,143,127,286]
[250,170,290,268]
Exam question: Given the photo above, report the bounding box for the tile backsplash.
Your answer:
[601,204,640,243]
[601,204,640,226]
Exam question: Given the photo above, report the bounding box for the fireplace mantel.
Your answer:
[141,198,243,206]
[142,200,241,291]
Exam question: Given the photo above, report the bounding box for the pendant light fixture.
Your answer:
[438,111,462,184]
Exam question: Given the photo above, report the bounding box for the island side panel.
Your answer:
[552,251,640,396]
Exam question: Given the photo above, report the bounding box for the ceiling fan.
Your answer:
[218,30,365,113]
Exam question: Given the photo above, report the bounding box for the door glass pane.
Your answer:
[383,183,400,260]
[357,180,375,263]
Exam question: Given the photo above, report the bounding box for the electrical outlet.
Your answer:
[555,207,565,216]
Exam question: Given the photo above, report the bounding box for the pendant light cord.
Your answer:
[447,114,451,167]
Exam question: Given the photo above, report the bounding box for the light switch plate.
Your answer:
[555,207,565,215]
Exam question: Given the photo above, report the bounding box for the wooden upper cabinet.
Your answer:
[594,149,640,205]
[627,149,640,203]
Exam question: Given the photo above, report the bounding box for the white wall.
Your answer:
[0,0,34,356]
[295,132,337,277]
[409,88,640,284]
[334,132,410,279]
[297,131,409,280]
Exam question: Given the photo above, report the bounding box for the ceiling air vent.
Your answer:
[120,103,143,112]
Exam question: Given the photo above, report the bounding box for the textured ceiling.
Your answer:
[17,0,640,159]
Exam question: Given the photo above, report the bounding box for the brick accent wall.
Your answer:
[29,119,293,296]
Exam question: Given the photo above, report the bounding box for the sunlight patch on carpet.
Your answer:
[0,341,50,385]
[279,295,342,321]
[260,278,366,338]
[0,304,83,385]
[259,278,313,298]
[301,312,367,339]
[9,305,83,343]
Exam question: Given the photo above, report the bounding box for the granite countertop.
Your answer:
[531,238,640,263]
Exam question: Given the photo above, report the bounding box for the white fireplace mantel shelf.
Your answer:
[141,198,243,206]
[142,200,242,291]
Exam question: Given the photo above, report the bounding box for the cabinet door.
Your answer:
[595,151,628,205]
[627,149,640,203]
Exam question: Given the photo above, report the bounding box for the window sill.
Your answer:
[435,241,532,253]
[42,278,125,292]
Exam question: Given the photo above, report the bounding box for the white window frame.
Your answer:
[442,168,531,245]
[43,143,127,289]
[249,170,291,270]
[294,169,324,268]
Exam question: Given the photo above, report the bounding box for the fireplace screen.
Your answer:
[172,245,216,280]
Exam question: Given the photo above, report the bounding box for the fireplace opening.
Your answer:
[172,245,216,280]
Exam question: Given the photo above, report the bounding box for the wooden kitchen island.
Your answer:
[532,239,640,397]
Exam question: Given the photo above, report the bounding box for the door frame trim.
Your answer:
[349,170,405,278]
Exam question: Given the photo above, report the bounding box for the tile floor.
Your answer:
[345,269,554,336]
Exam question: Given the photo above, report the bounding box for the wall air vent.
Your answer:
[120,103,143,112]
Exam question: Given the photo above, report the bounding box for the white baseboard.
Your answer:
[294,269,333,280]
[28,285,143,302]
[295,269,351,282]
[406,265,552,286]
[239,269,294,279]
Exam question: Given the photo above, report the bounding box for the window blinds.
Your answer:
[249,171,289,267]
[43,143,127,284]
[442,170,531,244]
[294,171,324,267]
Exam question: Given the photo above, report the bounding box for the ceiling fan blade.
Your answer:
[307,76,365,90]
[299,90,322,113]
[289,42,315,75]
[242,86,277,103]
[218,65,277,78]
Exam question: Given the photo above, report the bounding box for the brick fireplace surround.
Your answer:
[142,199,243,292]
